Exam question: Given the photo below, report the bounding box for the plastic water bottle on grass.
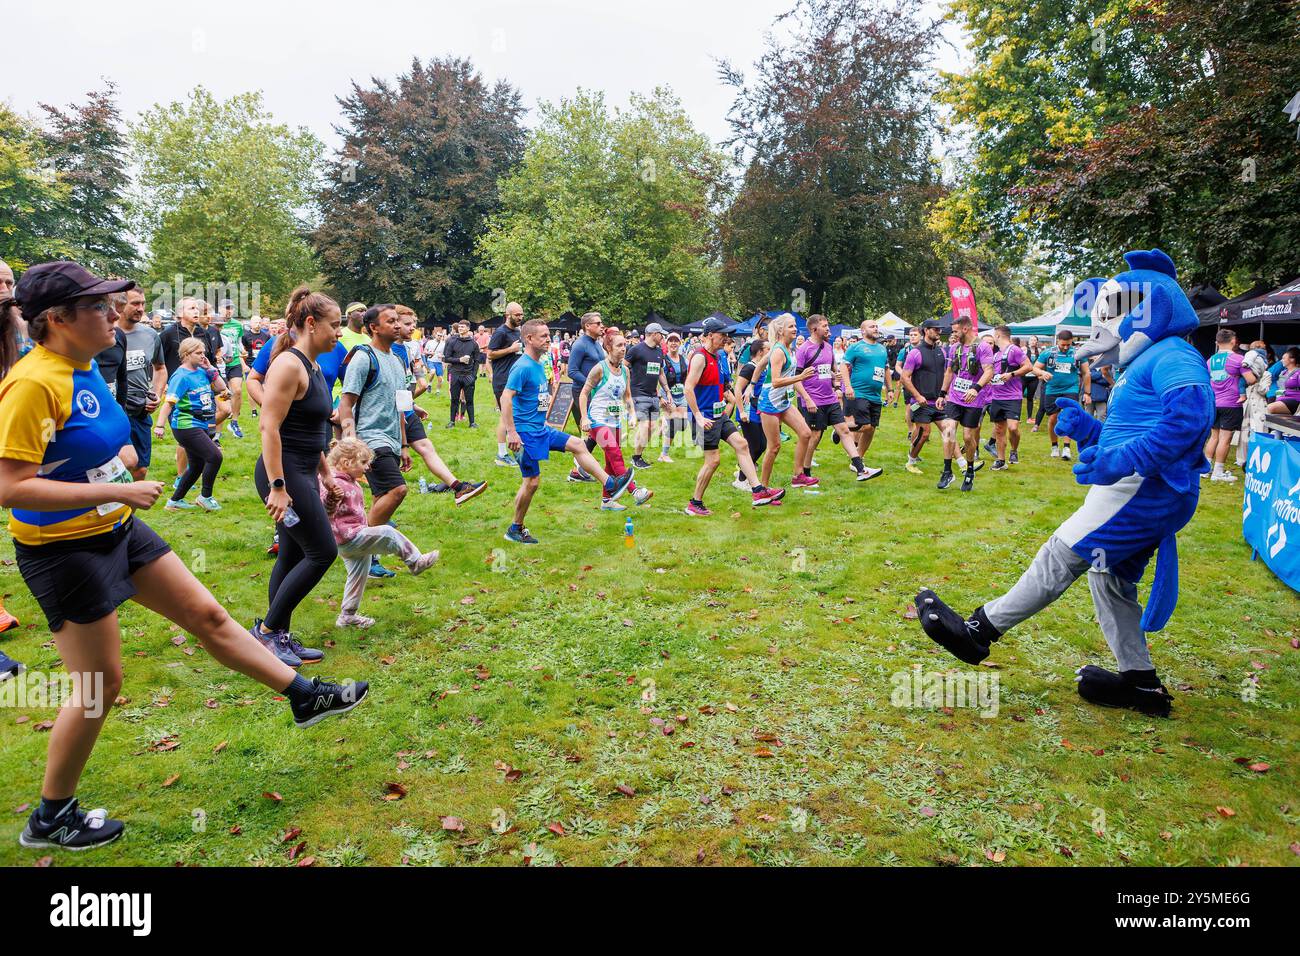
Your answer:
[624,516,635,548]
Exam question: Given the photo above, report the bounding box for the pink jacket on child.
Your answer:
[319,471,367,545]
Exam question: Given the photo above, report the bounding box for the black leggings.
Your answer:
[740,418,767,466]
[449,374,476,424]
[1024,378,1038,421]
[255,450,338,633]
[171,427,222,499]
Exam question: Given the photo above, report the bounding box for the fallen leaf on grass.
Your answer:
[263,792,283,802]
[440,816,465,832]
[616,784,636,797]
[1215,806,1236,818]
[753,748,775,758]
[546,822,566,836]
[281,827,302,844]
[903,604,918,620]
[383,782,408,801]
[162,774,181,788]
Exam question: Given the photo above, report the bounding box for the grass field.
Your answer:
[0,380,1296,867]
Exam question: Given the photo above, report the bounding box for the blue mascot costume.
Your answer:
[915,249,1214,717]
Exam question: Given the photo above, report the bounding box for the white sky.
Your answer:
[1,0,967,156]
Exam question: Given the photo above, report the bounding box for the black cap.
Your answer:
[920,318,941,330]
[701,316,729,335]
[14,261,135,321]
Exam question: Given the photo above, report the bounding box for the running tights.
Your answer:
[254,450,338,633]
[449,375,476,424]
[171,427,222,499]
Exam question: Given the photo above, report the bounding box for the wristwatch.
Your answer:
[271,477,286,490]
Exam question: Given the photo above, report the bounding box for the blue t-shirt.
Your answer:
[1039,345,1081,395]
[1267,359,1285,398]
[843,341,889,402]
[166,366,216,429]
[505,354,550,436]
[252,335,348,388]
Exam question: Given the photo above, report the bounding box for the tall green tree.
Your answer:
[474,88,727,322]
[315,57,525,318]
[719,0,945,322]
[40,82,137,277]
[0,105,72,269]
[131,88,320,308]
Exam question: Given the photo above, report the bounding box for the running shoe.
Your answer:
[600,498,627,511]
[1050,445,1060,458]
[1009,450,1019,465]
[970,459,985,472]
[657,453,674,464]
[961,472,974,492]
[568,470,596,483]
[1211,471,1238,483]
[991,460,1008,471]
[445,422,456,429]
[164,498,196,511]
[249,620,302,668]
[0,650,23,681]
[1031,424,1040,433]
[413,551,440,574]
[1061,446,1072,462]
[983,438,996,456]
[633,487,654,506]
[430,483,451,493]
[468,422,478,429]
[369,558,396,579]
[336,612,376,629]
[172,476,182,490]
[229,420,244,439]
[632,456,653,470]
[20,800,124,851]
[195,495,221,511]
[453,480,488,505]
[791,474,820,487]
[684,501,712,517]
[291,677,370,729]
[905,461,923,475]
[811,458,821,467]
[0,608,19,634]
[284,632,324,665]
[937,471,955,490]
[731,478,750,491]
[603,469,635,501]
[856,466,883,481]
[505,526,539,544]
[752,487,785,507]
[494,454,517,468]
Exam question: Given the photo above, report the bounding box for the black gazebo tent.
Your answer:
[1194,279,1300,354]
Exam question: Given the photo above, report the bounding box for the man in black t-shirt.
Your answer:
[626,322,671,469]
[160,297,219,375]
[487,302,525,466]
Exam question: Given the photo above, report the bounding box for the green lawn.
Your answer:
[0,382,1296,867]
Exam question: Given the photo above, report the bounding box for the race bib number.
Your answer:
[537,391,551,412]
[606,404,621,418]
[646,362,661,377]
[786,387,796,403]
[712,400,727,418]
[87,456,131,516]
[1053,359,1072,374]
[953,376,975,395]
[670,384,684,398]
[872,366,886,383]
[817,363,833,380]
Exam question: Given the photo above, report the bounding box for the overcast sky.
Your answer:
[2,0,967,154]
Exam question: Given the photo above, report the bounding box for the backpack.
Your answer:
[341,343,382,414]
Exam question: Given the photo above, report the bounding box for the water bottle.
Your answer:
[624,516,635,548]
[419,477,429,495]
[283,507,300,527]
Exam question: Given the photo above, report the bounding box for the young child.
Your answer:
[321,438,439,628]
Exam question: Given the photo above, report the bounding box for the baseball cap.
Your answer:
[13,262,135,321]
[701,317,729,335]
[666,331,681,340]
[645,322,666,336]
[921,318,941,330]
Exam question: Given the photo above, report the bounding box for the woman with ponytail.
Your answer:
[250,286,346,667]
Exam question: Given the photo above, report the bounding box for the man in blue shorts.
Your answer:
[500,319,633,544]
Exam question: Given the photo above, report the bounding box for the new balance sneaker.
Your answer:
[195,495,221,512]
[603,469,635,501]
[633,487,654,506]
[505,526,539,544]
[991,459,1008,471]
[684,501,712,517]
[20,800,124,851]
[600,498,628,511]
[752,487,785,507]
[291,677,370,729]
[336,612,376,629]
[249,620,302,668]
[855,466,883,481]
[229,420,244,439]
[369,558,396,579]
[453,480,488,505]
[164,498,196,511]
[0,650,23,681]
[632,455,653,470]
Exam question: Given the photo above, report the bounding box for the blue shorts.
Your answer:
[431,362,444,376]
[518,426,574,478]
[129,411,153,468]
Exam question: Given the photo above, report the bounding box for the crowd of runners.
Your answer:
[0,256,1293,851]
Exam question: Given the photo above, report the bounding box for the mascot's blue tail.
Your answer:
[1140,533,1178,632]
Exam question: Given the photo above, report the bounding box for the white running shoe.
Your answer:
[1061,446,1072,461]
[1211,471,1238,483]
[657,453,674,464]
[336,612,376,629]
[732,478,750,491]
[1050,446,1060,458]
[413,550,440,574]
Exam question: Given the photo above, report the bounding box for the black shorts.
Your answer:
[700,417,740,451]
[910,402,941,424]
[493,382,507,411]
[403,414,427,445]
[1042,392,1077,416]
[944,402,984,429]
[367,447,407,498]
[802,401,845,431]
[843,397,881,428]
[15,517,172,631]
[985,399,1022,423]
[1213,406,1244,431]
[1281,398,1300,414]
[224,364,243,381]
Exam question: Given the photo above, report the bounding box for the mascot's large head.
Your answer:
[1075,248,1198,368]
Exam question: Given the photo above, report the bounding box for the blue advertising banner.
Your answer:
[1243,434,1300,593]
